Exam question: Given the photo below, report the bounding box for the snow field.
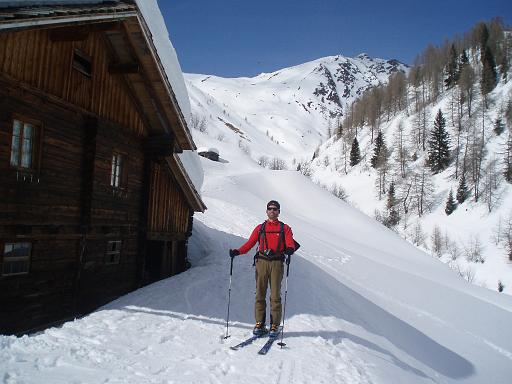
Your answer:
[2,155,512,383]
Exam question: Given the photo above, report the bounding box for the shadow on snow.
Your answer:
[108,221,474,380]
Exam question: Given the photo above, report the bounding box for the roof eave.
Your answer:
[134,12,195,151]
[167,155,206,213]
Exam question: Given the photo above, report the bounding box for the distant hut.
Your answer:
[198,147,220,161]
[0,1,206,334]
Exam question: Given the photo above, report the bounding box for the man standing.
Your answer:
[229,200,296,338]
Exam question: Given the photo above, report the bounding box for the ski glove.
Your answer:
[229,249,240,257]
[284,247,295,256]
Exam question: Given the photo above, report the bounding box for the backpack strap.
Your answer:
[276,222,285,254]
[259,221,269,251]
[254,222,267,266]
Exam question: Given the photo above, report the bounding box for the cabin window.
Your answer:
[73,49,92,77]
[2,242,31,276]
[110,153,124,188]
[10,118,39,170]
[105,240,121,265]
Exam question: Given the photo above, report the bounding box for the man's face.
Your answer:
[266,205,280,220]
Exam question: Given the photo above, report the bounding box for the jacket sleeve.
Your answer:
[237,224,261,255]
[284,224,295,250]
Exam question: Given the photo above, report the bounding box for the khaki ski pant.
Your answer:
[254,258,284,326]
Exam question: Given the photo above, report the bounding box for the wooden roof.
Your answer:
[0,0,205,212]
[0,1,194,149]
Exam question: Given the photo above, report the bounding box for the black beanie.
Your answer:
[267,200,280,210]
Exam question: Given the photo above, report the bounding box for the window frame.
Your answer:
[9,114,43,173]
[110,151,127,190]
[72,48,93,78]
[105,240,122,265]
[1,241,32,277]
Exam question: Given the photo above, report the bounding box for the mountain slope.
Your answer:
[307,59,512,295]
[186,54,406,164]
[186,47,512,295]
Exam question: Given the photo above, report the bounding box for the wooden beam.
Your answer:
[108,62,140,74]
[49,22,123,41]
[49,27,89,41]
[144,134,175,157]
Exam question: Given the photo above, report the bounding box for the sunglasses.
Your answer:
[267,207,279,211]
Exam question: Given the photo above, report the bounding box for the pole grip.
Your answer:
[230,255,234,275]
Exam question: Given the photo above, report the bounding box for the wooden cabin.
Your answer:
[0,1,206,335]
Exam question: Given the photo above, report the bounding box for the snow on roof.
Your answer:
[133,0,191,124]
[133,1,203,194]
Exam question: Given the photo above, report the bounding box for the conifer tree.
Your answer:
[386,181,397,210]
[427,109,451,173]
[445,44,459,88]
[350,137,361,166]
[456,173,468,203]
[504,132,512,183]
[481,45,498,106]
[386,181,399,226]
[445,189,456,215]
[460,50,469,69]
[475,22,490,52]
[499,41,509,81]
[371,130,387,168]
[335,123,343,140]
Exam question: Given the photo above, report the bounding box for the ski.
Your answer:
[257,335,278,355]
[230,334,265,350]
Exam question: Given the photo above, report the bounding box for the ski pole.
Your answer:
[224,254,235,339]
[277,257,291,348]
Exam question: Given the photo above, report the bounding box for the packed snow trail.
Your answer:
[2,158,512,383]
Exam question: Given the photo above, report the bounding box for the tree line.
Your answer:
[319,19,512,264]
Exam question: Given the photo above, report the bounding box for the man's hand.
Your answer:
[284,247,294,256]
[229,249,240,257]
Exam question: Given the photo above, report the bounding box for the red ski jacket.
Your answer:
[237,220,295,255]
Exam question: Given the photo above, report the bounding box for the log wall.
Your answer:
[0,24,195,335]
[0,27,145,136]
[148,162,190,236]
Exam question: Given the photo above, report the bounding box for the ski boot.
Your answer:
[268,324,280,338]
[253,322,268,336]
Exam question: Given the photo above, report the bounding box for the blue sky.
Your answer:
[158,0,511,78]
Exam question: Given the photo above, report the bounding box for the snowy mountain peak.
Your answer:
[186,53,407,165]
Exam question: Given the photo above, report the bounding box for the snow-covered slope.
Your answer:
[2,3,511,382]
[2,152,512,383]
[186,54,406,165]
[185,41,512,295]
[307,68,512,295]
